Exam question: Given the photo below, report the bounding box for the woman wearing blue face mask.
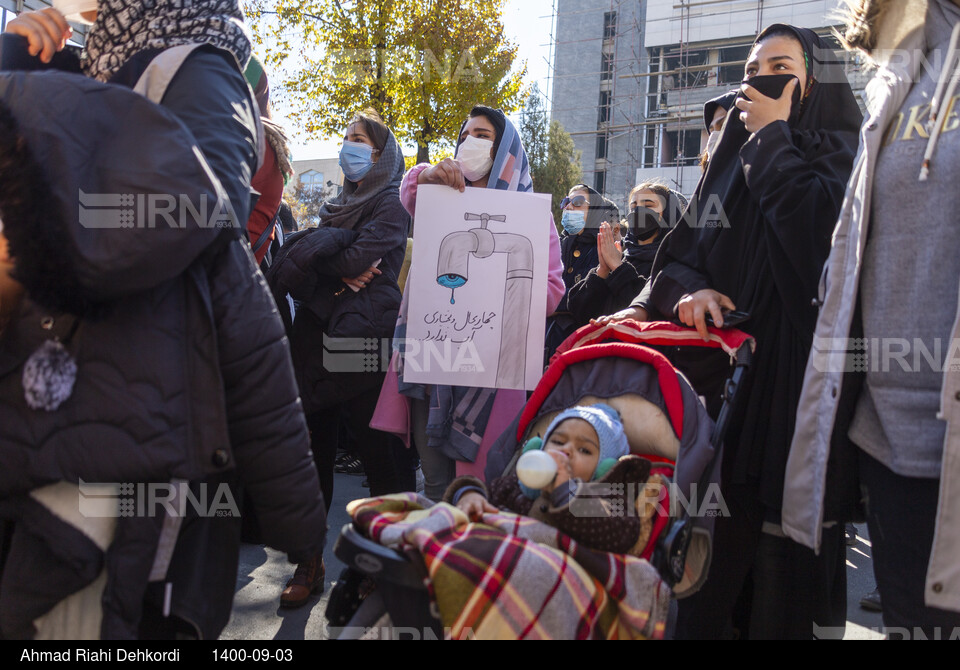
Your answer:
[267,108,416,608]
[544,184,619,364]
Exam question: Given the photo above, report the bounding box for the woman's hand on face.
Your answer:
[598,222,623,274]
[5,9,71,64]
[591,306,649,327]
[417,157,466,192]
[676,288,736,340]
[456,492,498,521]
[341,265,382,291]
[735,78,798,134]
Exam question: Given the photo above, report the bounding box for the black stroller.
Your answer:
[325,320,754,639]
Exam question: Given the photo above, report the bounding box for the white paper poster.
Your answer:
[403,185,551,391]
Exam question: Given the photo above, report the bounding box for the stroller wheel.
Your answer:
[325,568,372,628]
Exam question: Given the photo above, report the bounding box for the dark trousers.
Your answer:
[859,449,960,639]
[307,378,416,513]
[674,482,846,639]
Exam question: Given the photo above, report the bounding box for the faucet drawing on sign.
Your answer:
[436,212,534,388]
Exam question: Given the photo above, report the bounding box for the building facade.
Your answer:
[551,0,870,206]
[551,0,649,208]
[287,157,343,199]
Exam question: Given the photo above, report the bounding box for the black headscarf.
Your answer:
[569,184,619,231]
[703,90,738,132]
[622,188,685,261]
[642,24,863,510]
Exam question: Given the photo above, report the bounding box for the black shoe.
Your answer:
[335,456,364,476]
[859,587,882,612]
[845,523,858,546]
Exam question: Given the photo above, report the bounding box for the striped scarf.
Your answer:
[81,0,251,82]
[395,114,534,463]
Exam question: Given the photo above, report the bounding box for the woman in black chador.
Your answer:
[612,24,863,639]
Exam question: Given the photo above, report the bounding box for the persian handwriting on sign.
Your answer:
[423,310,497,332]
[423,330,477,344]
[421,310,497,344]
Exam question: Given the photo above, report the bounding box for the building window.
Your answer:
[594,170,606,194]
[643,127,657,168]
[603,11,617,40]
[718,45,752,86]
[659,128,701,167]
[663,47,708,90]
[600,52,614,81]
[300,170,324,189]
[596,134,608,160]
[597,90,611,125]
[646,58,662,114]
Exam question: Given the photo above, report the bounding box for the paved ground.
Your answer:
[221,472,887,640]
[220,471,368,641]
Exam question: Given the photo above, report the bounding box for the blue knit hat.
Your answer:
[518,404,630,498]
[545,404,629,479]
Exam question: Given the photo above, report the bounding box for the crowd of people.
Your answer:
[0,0,957,641]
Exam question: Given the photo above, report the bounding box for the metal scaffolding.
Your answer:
[549,0,869,200]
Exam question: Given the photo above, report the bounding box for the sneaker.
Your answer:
[335,456,364,476]
[280,556,325,609]
[859,587,882,612]
[845,523,858,547]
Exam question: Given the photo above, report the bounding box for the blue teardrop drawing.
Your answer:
[437,274,467,304]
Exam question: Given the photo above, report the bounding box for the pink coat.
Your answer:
[371,164,564,480]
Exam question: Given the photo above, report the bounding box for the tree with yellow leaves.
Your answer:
[246,0,527,162]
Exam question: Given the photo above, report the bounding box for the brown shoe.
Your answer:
[280,556,325,609]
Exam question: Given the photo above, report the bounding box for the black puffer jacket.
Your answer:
[0,50,325,639]
[566,236,663,324]
[267,189,408,413]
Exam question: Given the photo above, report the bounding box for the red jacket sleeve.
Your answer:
[247,142,283,264]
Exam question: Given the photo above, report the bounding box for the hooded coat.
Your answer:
[0,35,325,639]
[635,25,863,512]
[782,0,960,614]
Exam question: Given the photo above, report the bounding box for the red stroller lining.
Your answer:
[491,320,755,598]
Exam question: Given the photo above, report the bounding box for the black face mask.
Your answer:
[629,207,662,241]
[739,73,804,126]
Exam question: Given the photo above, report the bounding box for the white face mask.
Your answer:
[455,135,495,182]
[704,130,721,158]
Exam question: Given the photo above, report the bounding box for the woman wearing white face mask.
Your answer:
[700,90,737,171]
[372,106,564,501]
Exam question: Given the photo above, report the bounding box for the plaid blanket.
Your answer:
[347,493,671,640]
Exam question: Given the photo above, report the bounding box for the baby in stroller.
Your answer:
[328,321,751,639]
[448,404,665,558]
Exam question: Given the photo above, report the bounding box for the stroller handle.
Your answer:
[555,319,755,365]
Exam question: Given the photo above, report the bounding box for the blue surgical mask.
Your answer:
[561,210,586,235]
[339,140,375,182]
